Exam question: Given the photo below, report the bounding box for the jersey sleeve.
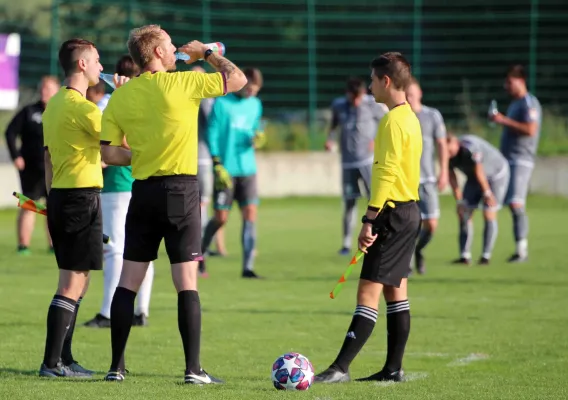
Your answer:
[432,109,447,139]
[100,99,124,146]
[177,71,226,99]
[460,139,482,164]
[76,102,102,140]
[369,119,403,209]
[206,100,224,158]
[520,97,540,123]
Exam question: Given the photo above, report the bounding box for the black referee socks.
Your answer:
[61,296,82,365]
[178,290,202,375]
[332,305,378,373]
[43,295,76,368]
[110,287,137,371]
[384,300,410,373]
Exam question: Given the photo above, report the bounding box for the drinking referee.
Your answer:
[315,52,422,384]
[99,25,247,384]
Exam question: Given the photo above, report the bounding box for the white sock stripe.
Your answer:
[386,301,410,310]
[354,311,378,323]
[50,299,76,312]
[386,302,410,314]
[354,308,378,318]
[355,305,378,317]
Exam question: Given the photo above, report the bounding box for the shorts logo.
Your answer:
[216,192,227,205]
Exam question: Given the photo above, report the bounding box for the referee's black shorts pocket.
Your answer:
[166,192,187,219]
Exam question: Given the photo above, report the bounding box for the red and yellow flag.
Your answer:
[330,249,365,299]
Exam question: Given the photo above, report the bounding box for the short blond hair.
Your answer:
[127,24,163,69]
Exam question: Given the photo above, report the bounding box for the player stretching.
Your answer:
[315,52,422,383]
[325,77,387,255]
[490,65,542,262]
[39,39,129,378]
[100,25,247,383]
[200,68,265,279]
[83,55,155,328]
[405,78,449,274]
[447,134,510,264]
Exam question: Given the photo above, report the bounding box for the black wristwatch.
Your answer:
[361,215,375,225]
[204,49,213,60]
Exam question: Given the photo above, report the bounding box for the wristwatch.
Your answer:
[361,215,375,225]
[204,48,213,60]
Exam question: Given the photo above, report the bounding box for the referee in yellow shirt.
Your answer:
[99,25,247,384]
[39,39,130,378]
[315,52,422,384]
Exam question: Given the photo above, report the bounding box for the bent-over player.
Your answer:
[447,134,510,265]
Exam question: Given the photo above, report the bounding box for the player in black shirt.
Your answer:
[4,75,60,254]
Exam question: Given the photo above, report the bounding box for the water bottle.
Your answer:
[99,73,116,89]
[175,42,226,62]
[488,99,498,127]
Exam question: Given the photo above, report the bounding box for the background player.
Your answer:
[447,134,510,265]
[325,76,387,255]
[405,78,449,274]
[99,26,247,383]
[316,52,421,384]
[83,55,155,328]
[5,76,59,254]
[490,65,542,263]
[200,68,265,279]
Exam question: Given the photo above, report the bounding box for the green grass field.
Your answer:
[0,195,567,399]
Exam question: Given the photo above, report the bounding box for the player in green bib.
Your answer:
[82,56,154,328]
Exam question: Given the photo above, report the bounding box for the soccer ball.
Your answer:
[271,352,315,390]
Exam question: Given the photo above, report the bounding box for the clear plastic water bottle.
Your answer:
[175,42,226,62]
[488,99,498,126]
[99,73,116,89]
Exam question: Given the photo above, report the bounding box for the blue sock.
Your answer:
[242,220,256,272]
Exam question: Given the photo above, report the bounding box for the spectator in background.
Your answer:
[5,75,60,255]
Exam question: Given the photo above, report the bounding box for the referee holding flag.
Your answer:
[315,52,422,384]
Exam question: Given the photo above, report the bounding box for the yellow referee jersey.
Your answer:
[42,87,103,189]
[369,102,422,210]
[101,71,226,180]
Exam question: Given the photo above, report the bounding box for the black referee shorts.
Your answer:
[124,175,202,264]
[360,201,421,288]
[47,188,103,272]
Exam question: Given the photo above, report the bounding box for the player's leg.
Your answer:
[355,202,419,382]
[479,170,509,265]
[40,188,102,378]
[237,176,261,278]
[162,176,223,384]
[16,169,39,254]
[506,164,532,262]
[201,184,233,255]
[212,226,228,256]
[105,181,161,381]
[134,260,154,326]
[339,168,360,255]
[453,180,479,265]
[315,278,383,383]
[415,183,440,274]
[84,192,121,327]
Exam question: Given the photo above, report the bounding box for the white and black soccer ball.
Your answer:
[271,352,315,390]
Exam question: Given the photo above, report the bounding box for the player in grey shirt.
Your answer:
[406,78,449,274]
[447,134,510,265]
[325,76,387,255]
[490,65,541,263]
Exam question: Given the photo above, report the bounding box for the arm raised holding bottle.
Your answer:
[177,40,247,94]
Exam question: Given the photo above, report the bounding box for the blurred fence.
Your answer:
[2,0,568,150]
